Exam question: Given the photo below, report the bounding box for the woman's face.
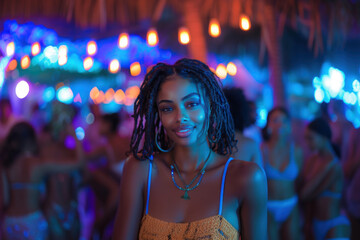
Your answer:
[156,75,207,147]
[304,127,325,151]
[267,110,291,139]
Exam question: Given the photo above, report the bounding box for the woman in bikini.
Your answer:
[301,117,350,240]
[113,58,267,240]
[261,107,303,240]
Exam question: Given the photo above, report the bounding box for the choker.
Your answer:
[170,150,212,200]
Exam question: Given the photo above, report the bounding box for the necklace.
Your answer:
[170,150,212,200]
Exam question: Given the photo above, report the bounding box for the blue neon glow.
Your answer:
[75,127,85,140]
[56,86,74,104]
[314,88,325,103]
[43,87,55,102]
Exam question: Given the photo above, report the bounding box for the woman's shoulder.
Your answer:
[226,158,266,186]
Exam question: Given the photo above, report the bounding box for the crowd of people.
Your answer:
[0,58,359,240]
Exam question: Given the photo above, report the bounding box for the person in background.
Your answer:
[301,117,350,240]
[261,107,303,240]
[223,88,263,168]
[113,58,267,240]
[243,100,262,144]
[0,121,84,240]
[342,127,360,240]
[0,99,20,143]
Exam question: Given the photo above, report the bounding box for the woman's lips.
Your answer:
[174,127,194,138]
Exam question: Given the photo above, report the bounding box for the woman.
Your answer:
[261,107,302,240]
[223,87,263,167]
[301,118,350,240]
[113,58,267,240]
[0,121,84,240]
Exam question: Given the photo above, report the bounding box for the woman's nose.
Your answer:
[176,108,188,122]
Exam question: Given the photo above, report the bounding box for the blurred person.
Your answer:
[243,100,262,144]
[40,101,84,240]
[328,99,354,161]
[0,121,84,240]
[223,88,263,168]
[301,118,350,240]
[83,103,105,153]
[0,99,20,142]
[261,107,303,240]
[343,127,360,240]
[113,59,267,240]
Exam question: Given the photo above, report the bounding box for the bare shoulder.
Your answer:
[122,155,150,180]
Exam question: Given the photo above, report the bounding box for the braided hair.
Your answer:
[130,58,236,160]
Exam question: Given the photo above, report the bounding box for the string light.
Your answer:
[90,87,100,100]
[239,15,251,31]
[114,89,126,104]
[109,59,120,73]
[178,27,190,45]
[6,42,15,56]
[87,41,97,55]
[147,28,158,46]
[209,19,221,37]
[130,62,141,76]
[31,42,41,56]
[226,62,237,76]
[118,33,129,49]
[83,57,94,70]
[7,59,17,71]
[216,64,227,79]
[15,80,30,99]
[58,55,68,66]
[21,55,30,69]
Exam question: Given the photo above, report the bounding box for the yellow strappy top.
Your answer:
[138,157,239,240]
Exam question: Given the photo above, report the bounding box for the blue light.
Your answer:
[56,86,74,104]
[75,127,85,140]
[43,87,55,102]
[312,77,322,88]
[353,80,360,92]
[314,88,325,103]
[43,46,58,63]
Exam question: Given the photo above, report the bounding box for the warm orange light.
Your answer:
[56,82,65,90]
[94,91,105,104]
[239,15,251,31]
[226,62,237,76]
[6,42,15,56]
[147,28,158,46]
[178,27,190,45]
[31,42,41,56]
[114,89,126,104]
[21,55,30,69]
[125,86,140,99]
[209,19,221,37]
[118,33,129,49]
[216,64,227,79]
[109,59,120,73]
[58,55,68,66]
[124,97,135,106]
[130,62,141,76]
[83,57,94,70]
[90,87,100,100]
[58,45,68,56]
[7,59,17,71]
[87,41,97,55]
[104,88,115,103]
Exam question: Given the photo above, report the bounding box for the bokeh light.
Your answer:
[226,62,237,76]
[83,57,94,71]
[109,59,120,73]
[130,62,141,76]
[6,42,15,56]
[7,59,17,71]
[147,28,158,46]
[31,42,41,56]
[209,19,221,37]
[216,64,227,79]
[21,55,30,69]
[56,86,74,104]
[43,87,55,102]
[75,127,85,140]
[178,27,190,45]
[87,41,97,55]
[239,15,251,31]
[15,80,30,99]
[118,33,129,49]
[114,89,126,104]
[90,87,100,100]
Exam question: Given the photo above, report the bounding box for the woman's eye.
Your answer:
[159,107,173,112]
[186,102,199,108]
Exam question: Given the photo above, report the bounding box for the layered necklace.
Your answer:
[170,150,212,200]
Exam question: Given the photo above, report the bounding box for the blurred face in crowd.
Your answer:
[304,127,326,151]
[267,110,291,139]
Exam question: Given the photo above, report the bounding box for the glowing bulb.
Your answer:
[353,79,360,92]
[216,64,227,79]
[15,80,30,99]
[6,42,15,56]
[147,28,158,46]
[114,89,125,104]
[104,88,115,103]
[118,33,129,49]
[130,62,141,76]
[226,62,237,76]
[57,86,74,104]
[125,86,140,99]
[314,88,325,103]
[83,57,94,71]
[239,15,251,31]
[87,41,97,55]
[31,42,41,56]
[109,59,120,73]
[21,55,30,69]
[58,45,68,56]
[178,27,190,45]
[58,55,68,66]
[7,59,17,71]
[209,19,221,37]
[90,87,100,100]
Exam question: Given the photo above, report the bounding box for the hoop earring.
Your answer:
[155,131,174,152]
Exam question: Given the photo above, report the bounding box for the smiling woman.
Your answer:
[113,58,267,240]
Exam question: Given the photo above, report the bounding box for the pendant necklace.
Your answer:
[170,150,212,200]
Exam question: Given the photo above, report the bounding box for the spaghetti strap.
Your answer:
[145,156,153,215]
[219,157,234,215]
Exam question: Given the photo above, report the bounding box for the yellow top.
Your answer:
[139,214,239,240]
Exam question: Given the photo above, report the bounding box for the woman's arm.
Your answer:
[113,156,148,240]
[240,163,268,240]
